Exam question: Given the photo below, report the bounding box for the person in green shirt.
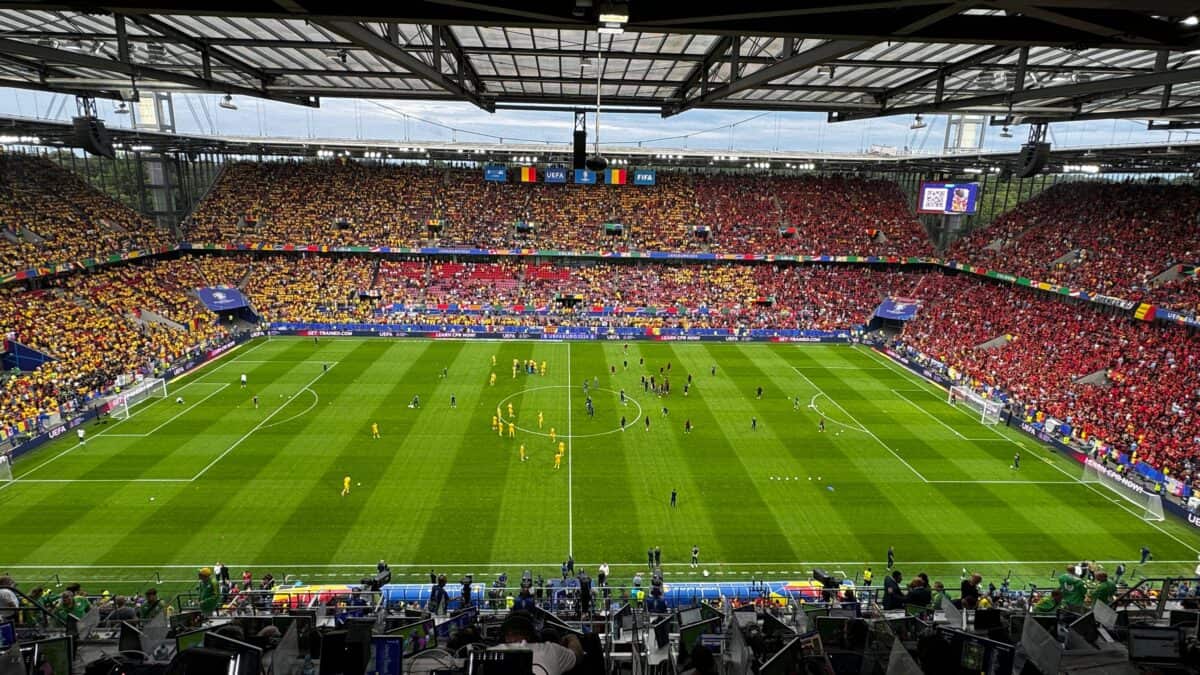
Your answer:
[930,581,948,610]
[1033,589,1062,614]
[51,591,87,626]
[195,568,220,615]
[1089,572,1118,607]
[1058,568,1087,611]
[138,588,165,621]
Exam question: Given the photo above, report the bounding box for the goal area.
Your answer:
[110,378,168,420]
[947,385,1003,425]
[1082,460,1165,522]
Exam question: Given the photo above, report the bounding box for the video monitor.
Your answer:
[758,637,802,675]
[176,628,208,654]
[203,631,263,675]
[21,637,73,675]
[385,619,437,656]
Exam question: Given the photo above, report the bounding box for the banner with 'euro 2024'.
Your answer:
[196,287,251,311]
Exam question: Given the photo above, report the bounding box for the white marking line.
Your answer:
[5,558,1194,570]
[807,394,863,432]
[1,342,277,489]
[859,345,1200,554]
[890,388,992,441]
[14,479,190,483]
[792,366,928,483]
[104,383,231,438]
[567,341,573,556]
[928,480,1078,485]
[259,388,319,430]
[190,363,338,481]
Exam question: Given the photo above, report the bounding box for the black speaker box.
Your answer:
[72,116,116,158]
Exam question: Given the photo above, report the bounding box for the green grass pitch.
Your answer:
[1,337,1197,595]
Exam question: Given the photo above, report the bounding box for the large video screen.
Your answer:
[918,182,980,214]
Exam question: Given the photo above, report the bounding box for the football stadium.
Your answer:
[2,1,1200,672]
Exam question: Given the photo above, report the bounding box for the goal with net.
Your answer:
[0,454,11,483]
[110,378,168,420]
[1082,459,1165,522]
[947,385,1003,425]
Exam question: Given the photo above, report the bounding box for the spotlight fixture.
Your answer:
[910,114,926,130]
[999,126,1013,139]
[113,102,130,115]
[219,94,237,110]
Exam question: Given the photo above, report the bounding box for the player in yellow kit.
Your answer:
[507,403,514,418]
[342,475,351,497]
[549,427,556,443]
[491,415,498,430]
[519,444,527,462]
[491,354,497,366]
[371,422,380,439]
[540,361,547,376]
[508,422,515,438]
[553,453,561,470]
[512,364,517,378]
[489,372,496,386]
[558,441,565,456]
[538,411,544,429]
[497,423,504,437]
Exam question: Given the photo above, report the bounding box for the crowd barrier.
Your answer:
[268,324,853,343]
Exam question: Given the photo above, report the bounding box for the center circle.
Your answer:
[496,385,643,439]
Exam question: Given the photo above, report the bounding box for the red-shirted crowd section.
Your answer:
[1,158,1198,486]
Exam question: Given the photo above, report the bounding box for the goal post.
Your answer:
[110,378,168,420]
[0,454,11,483]
[1082,459,1165,522]
[948,385,1003,425]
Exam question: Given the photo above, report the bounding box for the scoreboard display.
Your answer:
[918,182,980,215]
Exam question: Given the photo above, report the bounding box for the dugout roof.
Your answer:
[3,2,1200,126]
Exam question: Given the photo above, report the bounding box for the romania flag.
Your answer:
[606,168,627,184]
[519,166,537,182]
[1134,303,1157,321]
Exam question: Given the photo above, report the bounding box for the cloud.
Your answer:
[0,86,1183,154]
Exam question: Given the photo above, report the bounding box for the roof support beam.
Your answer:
[876,45,1014,104]
[667,39,868,115]
[317,20,488,109]
[0,36,316,107]
[437,25,486,94]
[123,13,276,87]
[834,66,1200,121]
[671,35,732,103]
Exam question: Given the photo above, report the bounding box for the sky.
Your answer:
[1,86,1194,155]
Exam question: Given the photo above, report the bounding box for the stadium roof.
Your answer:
[4,2,1200,126]
[5,113,1199,174]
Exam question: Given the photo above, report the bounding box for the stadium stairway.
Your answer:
[1150,263,1191,286]
[137,307,188,332]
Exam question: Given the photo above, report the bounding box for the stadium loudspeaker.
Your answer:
[585,155,608,171]
[72,116,116,159]
[573,129,587,169]
[1015,141,1050,178]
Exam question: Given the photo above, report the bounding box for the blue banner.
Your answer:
[633,169,656,186]
[544,167,568,184]
[483,165,507,182]
[574,169,597,185]
[874,297,921,321]
[196,287,250,312]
